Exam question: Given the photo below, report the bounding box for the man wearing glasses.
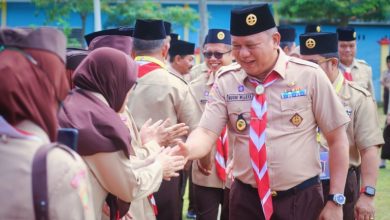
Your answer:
[189,29,233,82]
[187,28,233,220]
[300,32,382,220]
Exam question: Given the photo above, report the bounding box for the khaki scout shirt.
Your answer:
[325,73,384,167]
[166,64,192,83]
[339,58,375,96]
[127,57,198,137]
[84,93,163,220]
[199,50,350,190]
[189,62,209,82]
[189,69,226,188]
[0,120,95,220]
[121,111,159,220]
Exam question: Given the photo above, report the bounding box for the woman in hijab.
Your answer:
[0,27,95,219]
[58,47,186,220]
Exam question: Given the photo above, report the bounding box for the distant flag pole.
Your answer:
[93,0,102,31]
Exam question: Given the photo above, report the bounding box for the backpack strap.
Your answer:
[32,143,76,220]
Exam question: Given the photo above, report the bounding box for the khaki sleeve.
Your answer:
[48,148,96,220]
[354,96,384,149]
[134,140,162,159]
[83,151,163,203]
[177,85,202,132]
[198,79,228,135]
[311,68,350,133]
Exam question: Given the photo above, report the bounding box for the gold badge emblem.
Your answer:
[316,26,321,32]
[353,32,356,39]
[236,114,247,131]
[246,14,257,26]
[217,31,225,40]
[287,81,296,87]
[305,38,316,49]
[290,113,303,127]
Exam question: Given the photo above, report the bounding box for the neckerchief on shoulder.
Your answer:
[0,116,40,141]
[135,56,166,78]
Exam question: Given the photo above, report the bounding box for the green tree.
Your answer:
[278,0,390,26]
[104,1,199,32]
[32,0,93,38]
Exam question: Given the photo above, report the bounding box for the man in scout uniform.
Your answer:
[277,25,296,55]
[188,28,233,220]
[127,19,198,220]
[300,32,383,220]
[189,28,233,82]
[337,27,375,96]
[177,4,350,220]
[167,40,195,82]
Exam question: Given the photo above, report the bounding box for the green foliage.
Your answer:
[104,1,199,31]
[32,0,93,38]
[278,0,390,25]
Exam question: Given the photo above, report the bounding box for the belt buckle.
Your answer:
[271,191,278,197]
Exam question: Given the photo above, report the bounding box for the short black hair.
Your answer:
[387,55,390,62]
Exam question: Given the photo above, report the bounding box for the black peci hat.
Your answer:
[305,24,321,33]
[337,27,356,41]
[230,4,276,36]
[169,40,195,57]
[84,27,134,46]
[204,29,231,45]
[170,33,180,42]
[163,21,172,36]
[278,25,296,42]
[300,32,338,55]
[133,19,166,40]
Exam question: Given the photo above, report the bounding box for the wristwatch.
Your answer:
[327,193,346,206]
[360,186,376,197]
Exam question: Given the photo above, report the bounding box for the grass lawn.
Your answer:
[182,106,390,219]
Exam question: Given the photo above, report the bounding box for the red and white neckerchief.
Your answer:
[248,71,279,220]
[343,67,353,81]
[215,126,228,181]
[147,194,158,215]
[135,56,166,78]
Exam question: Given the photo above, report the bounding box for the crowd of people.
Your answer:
[0,3,387,220]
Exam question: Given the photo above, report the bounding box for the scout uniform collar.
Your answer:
[0,117,45,142]
[339,58,358,71]
[135,56,166,69]
[206,68,217,86]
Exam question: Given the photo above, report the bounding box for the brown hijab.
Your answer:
[58,47,138,157]
[0,28,68,141]
[66,48,89,89]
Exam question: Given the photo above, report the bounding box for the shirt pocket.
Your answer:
[280,96,312,131]
[228,109,251,135]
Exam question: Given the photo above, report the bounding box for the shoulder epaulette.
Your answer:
[356,59,368,65]
[348,81,371,97]
[289,57,319,68]
[216,62,242,78]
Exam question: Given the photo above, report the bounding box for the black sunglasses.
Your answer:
[203,50,231,59]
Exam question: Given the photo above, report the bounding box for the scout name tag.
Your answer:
[320,151,330,180]
[281,88,307,99]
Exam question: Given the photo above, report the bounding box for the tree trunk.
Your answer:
[198,0,208,53]
[81,13,87,45]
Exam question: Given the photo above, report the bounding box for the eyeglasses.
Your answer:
[203,50,231,59]
[308,57,333,65]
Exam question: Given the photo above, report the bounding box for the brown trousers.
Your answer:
[155,177,181,220]
[322,167,360,220]
[230,180,324,220]
[194,184,229,220]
